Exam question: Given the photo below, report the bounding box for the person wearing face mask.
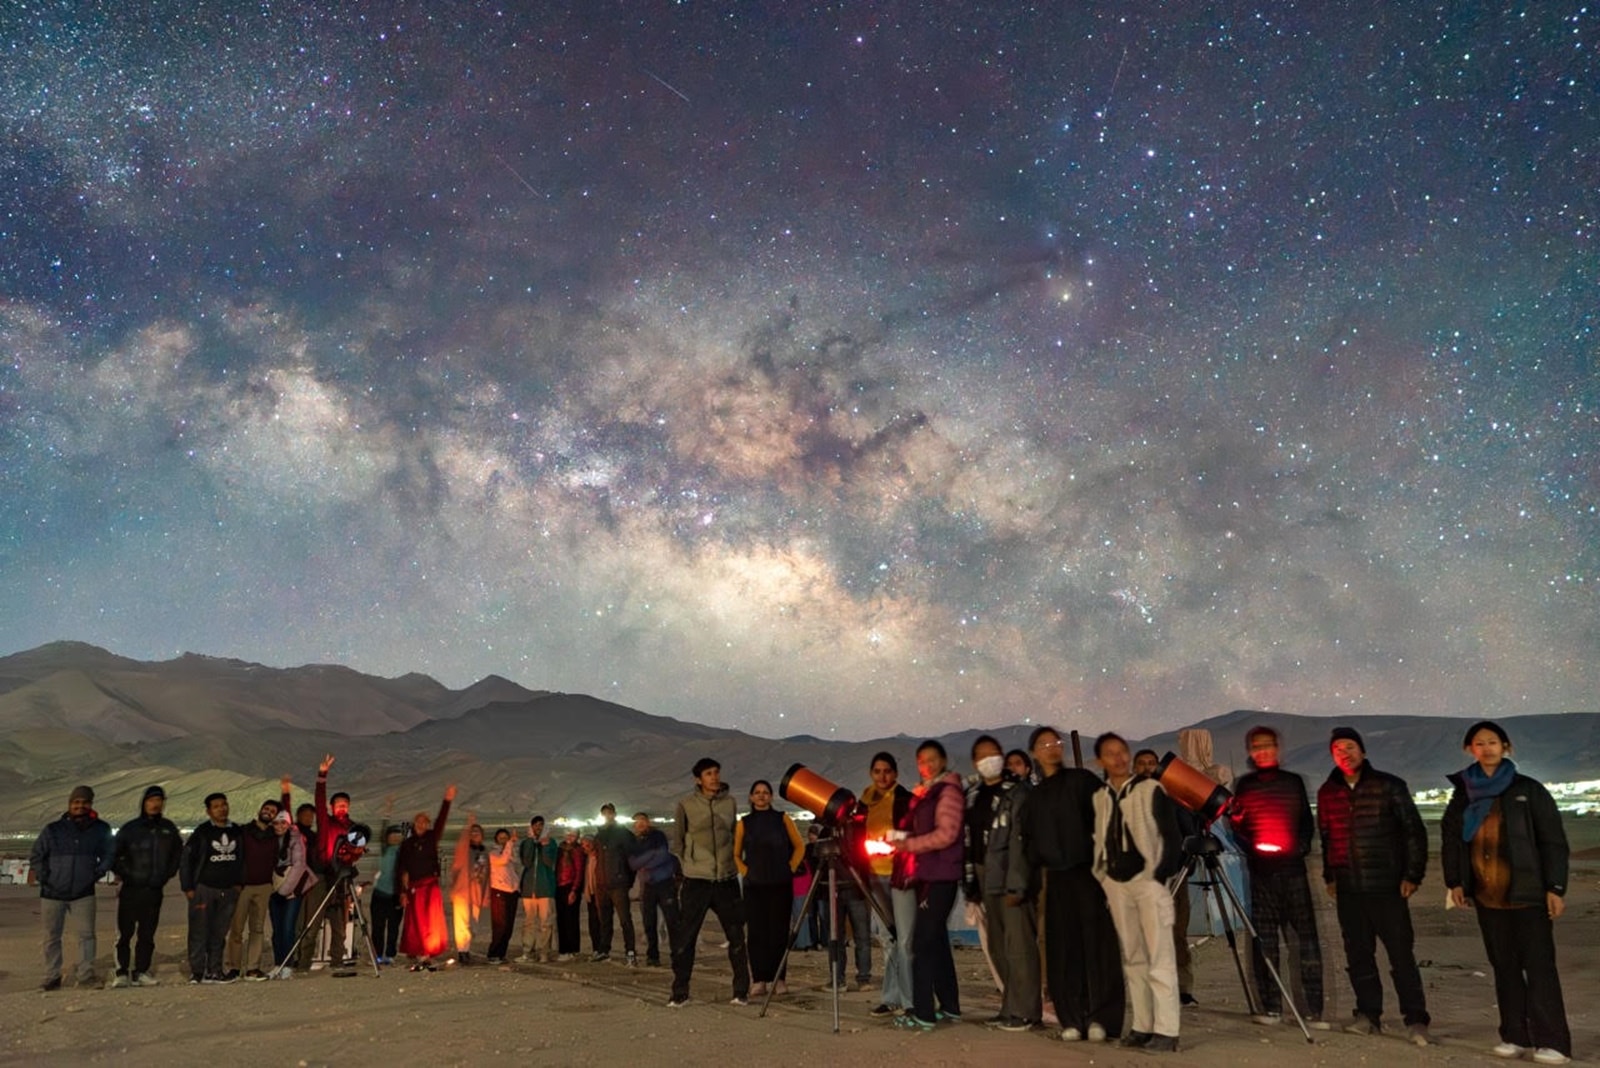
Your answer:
[883,739,966,1031]
[964,735,1039,1031]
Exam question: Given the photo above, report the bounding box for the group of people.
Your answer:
[29,720,1573,1064]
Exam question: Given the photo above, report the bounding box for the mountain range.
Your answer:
[2,641,1595,835]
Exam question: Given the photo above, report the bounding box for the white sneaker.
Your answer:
[1251,1013,1282,1026]
[729,996,749,1006]
[514,954,533,963]
[1087,1022,1108,1042]
[1492,1044,1525,1058]
[105,973,130,989]
[1059,1027,1083,1042]
[131,972,160,987]
[1532,1051,1570,1066]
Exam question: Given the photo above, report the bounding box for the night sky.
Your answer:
[2,3,1595,740]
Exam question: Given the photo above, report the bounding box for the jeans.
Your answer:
[42,893,98,985]
[598,885,636,955]
[186,885,239,979]
[269,894,302,966]
[870,875,918,1008]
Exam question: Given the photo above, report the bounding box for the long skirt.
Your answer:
[400,878,447,958]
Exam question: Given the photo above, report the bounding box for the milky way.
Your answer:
[1,3,1594,739]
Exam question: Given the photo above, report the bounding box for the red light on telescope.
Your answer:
[864,839,895,857]
[1255,842,1283,853]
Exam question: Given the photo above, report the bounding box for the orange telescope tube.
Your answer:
[780,764,858,827]
[1154,752,1233,825]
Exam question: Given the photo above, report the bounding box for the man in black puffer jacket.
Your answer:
[1316,727,1429,1044]
[111,785,182,986]
[31,785,115,991]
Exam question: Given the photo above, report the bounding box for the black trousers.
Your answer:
[743,881,792,983]
[1044,866,1126,1036]
[1478,905,1571,1056]
[910,880,960,1022]
[1334,890,1429,1026]
[116,884,165,975]
[640,878,680,963]
[671,877,748,1001]
[555,886,581,954]
[369,890,403,958]
[486,888,519,960]
[186,885,239,979]
[1249,865,1324,1016]
[598,885,636,955]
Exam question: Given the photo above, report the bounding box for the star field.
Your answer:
[1,2,1595,739]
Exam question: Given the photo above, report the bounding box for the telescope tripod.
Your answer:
[760,835,898,1033]
[1179,833,1311,1042]
[272,866,381,980]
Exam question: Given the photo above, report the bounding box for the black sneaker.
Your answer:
[1144,1034,1179,1053]
[869,1003,898,1017]
[1180,992,1198,1006]
[40,978,61,992]
[1120,1031,1153,1048]
[590,950,609,963]
[220,969,241,983]
[997,1017,1034,1033]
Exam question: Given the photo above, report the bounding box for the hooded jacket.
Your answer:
[1316,760,1427,892]
[671,783,738,881]
[1092,775,1183,884]
[113,789,182,889]
[1441,768,1567,907]
[31,809,115,901]
[964,775,1031,898]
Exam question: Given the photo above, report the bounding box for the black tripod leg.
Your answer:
[348,882,382,978]
[1201,855,1261,1016]
[273,877,339,978]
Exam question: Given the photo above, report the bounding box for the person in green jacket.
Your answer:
[516,815,560,963]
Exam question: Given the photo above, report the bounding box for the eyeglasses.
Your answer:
[1035,739,1063,750]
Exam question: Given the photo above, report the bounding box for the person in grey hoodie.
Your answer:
[667,756,749,1007]
[110,785,182,987]
[32,784,114,991]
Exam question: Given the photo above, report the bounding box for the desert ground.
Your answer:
[2,829,1595,1068]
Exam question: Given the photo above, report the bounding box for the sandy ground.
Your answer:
[1,846,1595,1068]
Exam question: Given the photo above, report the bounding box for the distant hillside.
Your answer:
[0,642,1594,834]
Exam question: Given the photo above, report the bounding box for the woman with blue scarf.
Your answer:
[1441,720,1571,1066]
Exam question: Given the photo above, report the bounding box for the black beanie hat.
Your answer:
[1329,726,1365,752]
